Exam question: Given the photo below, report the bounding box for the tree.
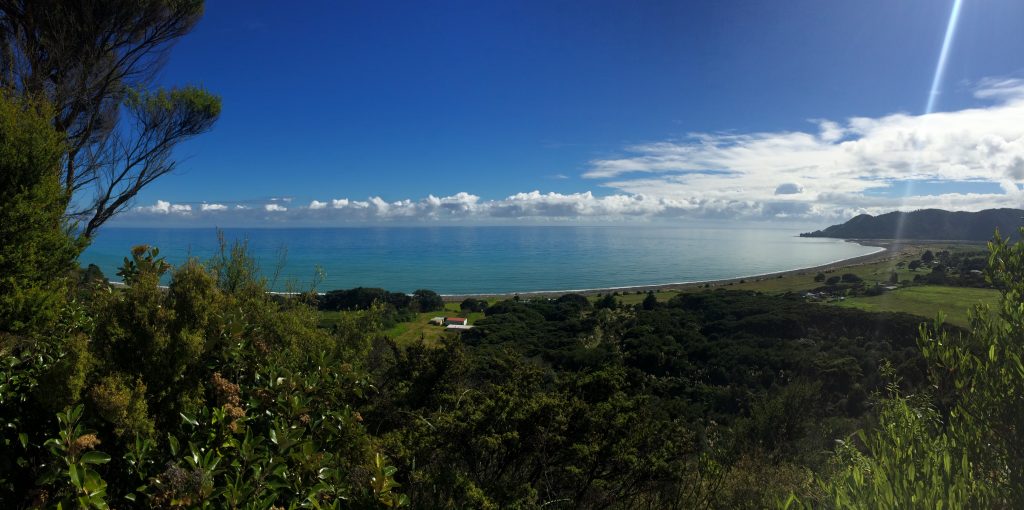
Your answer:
[0,94,81,335]
[921,250,935,264]
[460,298,487,313]
[813,273,826,282]
[889,271,899,284]
[642,291,658,310]
[412,289,444,312]
[825,276,841,285]
[594,294,617,310]
[554,293,591,312]
[0,0,221,238]
[909,260,922,271]
[840,273,862,283]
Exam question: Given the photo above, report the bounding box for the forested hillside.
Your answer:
[801,208,1024,241]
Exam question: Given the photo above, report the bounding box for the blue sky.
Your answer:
[121,0,1024,225]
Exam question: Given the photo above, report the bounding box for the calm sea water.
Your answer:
[79,225,880,295]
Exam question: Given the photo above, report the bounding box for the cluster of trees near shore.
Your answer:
[808,248,991,298]
[3,1,1024,507]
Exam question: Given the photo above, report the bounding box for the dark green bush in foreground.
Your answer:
[2,241,404,508]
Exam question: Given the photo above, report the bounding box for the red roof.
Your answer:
[445,317,467,321]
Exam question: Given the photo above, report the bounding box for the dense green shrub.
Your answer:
[1,241,408,507]
[0,94,81,336]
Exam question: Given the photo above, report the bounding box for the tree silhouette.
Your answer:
[0,0,221,237]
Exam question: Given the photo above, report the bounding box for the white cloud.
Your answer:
[121,78,1024,224]
[584,78,1024,219]
[774,183,804,195]
[125,191,700,224]
[138,200,172,213]
[136,200,192,214]
[816,120,846,143]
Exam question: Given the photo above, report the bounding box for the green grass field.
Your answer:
[321,302,485,346]
[833,285,999,327]
[382,303,485,346]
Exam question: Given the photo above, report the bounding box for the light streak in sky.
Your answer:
[926,0,965,114]
[894,0,965,242]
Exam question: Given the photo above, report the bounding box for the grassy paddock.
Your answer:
[833,286,999,327]
[320,302,485,346]
[383,303,485,346]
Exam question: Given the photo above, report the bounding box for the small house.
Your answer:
[429,317,445,325]
[444,317,468,326]
[446,324,474,332]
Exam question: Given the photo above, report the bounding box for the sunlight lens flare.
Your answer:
[896,0,965,243]
[926,0,965,115]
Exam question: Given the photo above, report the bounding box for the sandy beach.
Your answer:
[441,240,908,301]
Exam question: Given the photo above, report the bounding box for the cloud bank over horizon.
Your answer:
[119,78,1024,226]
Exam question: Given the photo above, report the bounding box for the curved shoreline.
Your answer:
[440,240,899,301]
[109,239,918,299]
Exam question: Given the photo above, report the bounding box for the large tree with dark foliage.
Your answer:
[412,289,444,312]
[0,0,220,237]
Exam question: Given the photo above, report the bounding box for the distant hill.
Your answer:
[800,208,1024,241]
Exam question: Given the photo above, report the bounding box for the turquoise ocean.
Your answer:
[79,225,881,295]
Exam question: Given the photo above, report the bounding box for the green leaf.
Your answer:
[69,463,84,489]
[81,451,111,465]
[18,432,27,449]
[180,413,198,426]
